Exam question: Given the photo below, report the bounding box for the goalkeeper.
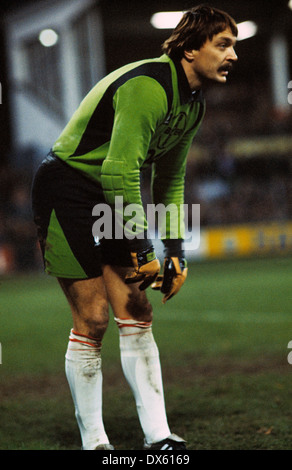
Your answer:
[32,5,237,450]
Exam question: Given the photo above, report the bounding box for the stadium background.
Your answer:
[0,0,292,451]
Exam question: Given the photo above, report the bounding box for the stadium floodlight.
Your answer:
[236,21,258,41]
[150,11,184,29]
[38,29,59,47]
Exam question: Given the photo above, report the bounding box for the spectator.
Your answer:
[5,183,37,271]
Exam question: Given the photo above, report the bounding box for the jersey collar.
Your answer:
[173,58,204,105]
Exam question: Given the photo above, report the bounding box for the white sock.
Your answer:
[65,329,109,450]
[115,317,171,444]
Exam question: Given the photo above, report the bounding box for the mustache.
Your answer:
[218,63,233,72]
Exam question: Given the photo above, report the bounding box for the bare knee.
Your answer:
[58,277,110,340]
[125,291,153,322]
[103,265,153,322]
[80,298,109,340]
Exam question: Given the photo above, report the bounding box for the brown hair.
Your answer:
[162,4,238,60]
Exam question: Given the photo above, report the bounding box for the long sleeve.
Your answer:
[151,128,198,241]
[100,76,168,240]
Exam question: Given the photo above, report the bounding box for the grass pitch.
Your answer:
[0,256,292,450]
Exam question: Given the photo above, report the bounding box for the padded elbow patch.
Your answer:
[101,159,142,204]
[101,158,147,235]
[101,159,125,204]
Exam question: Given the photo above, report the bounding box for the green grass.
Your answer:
[1,256,292,450]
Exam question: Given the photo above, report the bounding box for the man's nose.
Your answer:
[228,47,238,61]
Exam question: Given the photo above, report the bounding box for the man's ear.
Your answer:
[184,50,196,62]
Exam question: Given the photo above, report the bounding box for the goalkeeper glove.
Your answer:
[151,239,188,303]
[125,245,160,291]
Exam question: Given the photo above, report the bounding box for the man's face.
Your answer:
[191,28,238,84]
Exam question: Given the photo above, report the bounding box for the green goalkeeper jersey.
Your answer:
[52,54,205,240]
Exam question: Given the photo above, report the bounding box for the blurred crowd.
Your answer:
[185,82,292,227]
[185,159,292,227]
[0,164,40,273]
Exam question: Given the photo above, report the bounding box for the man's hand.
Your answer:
[125,247,160,290]
[151,256,188,303]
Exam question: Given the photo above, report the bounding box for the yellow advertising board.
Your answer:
[204,222,292,259]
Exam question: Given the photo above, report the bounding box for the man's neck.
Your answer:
[180,58,202,91]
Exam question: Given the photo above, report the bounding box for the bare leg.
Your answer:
[102,265,171,444]
[58,276,111,450]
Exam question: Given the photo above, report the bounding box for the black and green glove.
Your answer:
[125,244,160,291]
[151,239,188,303]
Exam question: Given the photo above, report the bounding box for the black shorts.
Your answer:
[31,153,133,278]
